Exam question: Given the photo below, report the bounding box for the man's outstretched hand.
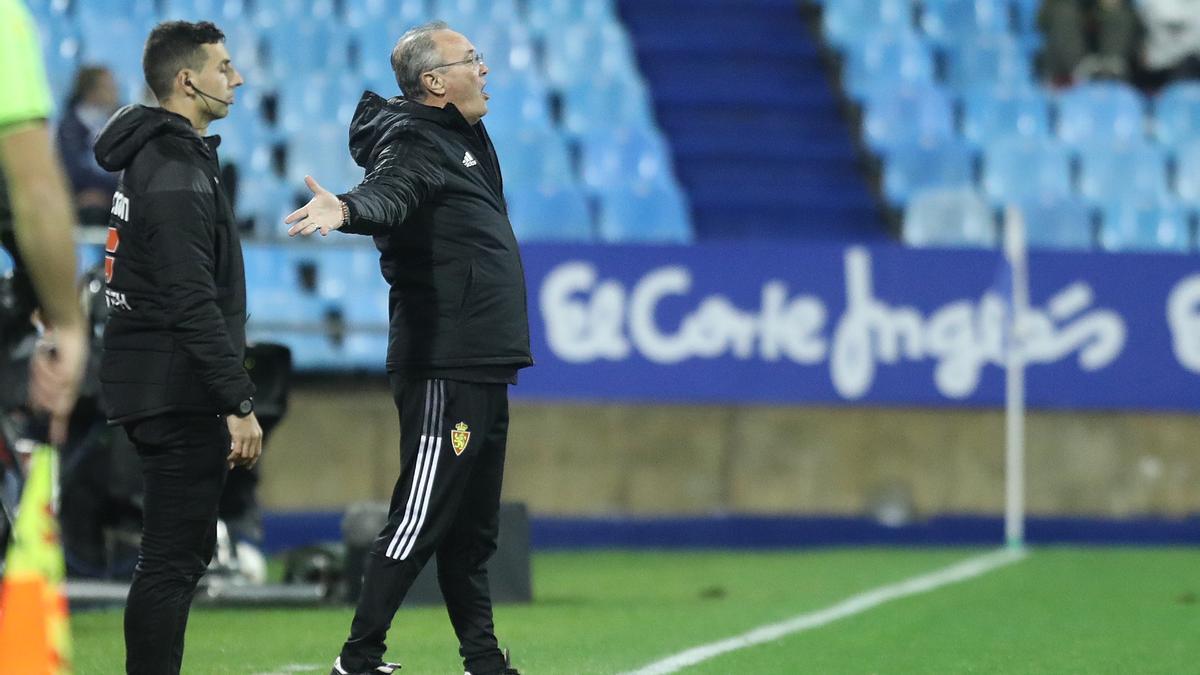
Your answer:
[285,175,344,237]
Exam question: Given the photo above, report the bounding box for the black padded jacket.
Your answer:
[93,105,254,424]
[338,93,533,373]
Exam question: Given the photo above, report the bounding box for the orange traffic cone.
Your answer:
[0,445,72,674]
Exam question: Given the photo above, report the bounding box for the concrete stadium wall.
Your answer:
[259,380,1200,518]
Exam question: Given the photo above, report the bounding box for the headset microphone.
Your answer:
[187,79,233,106]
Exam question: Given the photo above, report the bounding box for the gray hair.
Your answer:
[391,21,450,100]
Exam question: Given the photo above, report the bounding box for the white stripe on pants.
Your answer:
[385,379,445,559]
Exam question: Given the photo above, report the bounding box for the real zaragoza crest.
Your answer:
[450,422,471,456]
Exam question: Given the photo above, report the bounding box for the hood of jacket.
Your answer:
[94,105,214,172]
[347,91,477,169]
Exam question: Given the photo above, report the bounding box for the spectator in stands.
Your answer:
[0,0,88,445]
[285,20,526,675]
[1040,0,1141,86]
[1137,0,1200,87]
[56,65,121,226]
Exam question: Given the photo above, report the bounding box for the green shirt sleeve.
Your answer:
[0,0,52,130]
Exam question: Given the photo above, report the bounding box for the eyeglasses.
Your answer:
[429,52,485,70]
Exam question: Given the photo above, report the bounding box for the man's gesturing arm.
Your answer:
[285,135,445,237]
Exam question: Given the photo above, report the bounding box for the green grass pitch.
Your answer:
[70,548,1200,674]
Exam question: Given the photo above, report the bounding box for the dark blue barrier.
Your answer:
[514,242,1200,410]
[260,511,1200,552]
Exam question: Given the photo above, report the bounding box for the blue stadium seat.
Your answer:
[902,187,997,247]
[862,85,955,153]
[277,74,365,133]
[821,0,915,52]
[844,34,936,102]
[343,331,389,370]
[23,0,68,21]
[542,20,637,90]
[351,15,427,82]
[214,104,272,170]
[338,261,388,326]
[479,57,550,94]
[286,122,360,191]
[431,0,521,37]
[344,0,425,31]
[277,244,377,320]
[560,72,655,139]
[1012,0,1041,34]
[477,67,554,136]
[470,22,537,74]
[982,137,1073,204]
[433,0,520,20]
[527,0,616,37]
[1018,196,1094,250]
[507,184,595,242]
[220,23,266,82]
[75,0,156,22]
[961,86,1052,144]
[579,126,677,192]
[76,15,156,103]
[881,141,976,208]
[159,0,246,22]
[241,243,290,293]
[1100,200,1192,252]
[597,182,693,244]
[1175,139,1200,206]
[248,330,348,371]
[944,35,1032,91]
[263,20,351,81]
[1009,0,1045,53]
[311,246,385,303]
[235,173,298,236]
[250,0,315,28]
[1057,82,1147,147]
[35,16,80,108]
[247,288,338,327]
[1154,81,1200,144]
[492,125,575,190]
[920,0,1010,47]
[341,287,390,327]
[1078,142,1170,207]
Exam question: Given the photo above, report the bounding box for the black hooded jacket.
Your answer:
[93,105,254,424]
[338,93,533,375]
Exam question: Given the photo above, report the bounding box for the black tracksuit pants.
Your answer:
[340,376,509,675]
[122,413,228,675]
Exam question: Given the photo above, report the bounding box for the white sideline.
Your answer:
[620,547,1028,675]
[251,663,322,675]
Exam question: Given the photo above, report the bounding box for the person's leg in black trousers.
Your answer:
[123,414,228,675]
[338,378,508,674]
[438,391,507,675]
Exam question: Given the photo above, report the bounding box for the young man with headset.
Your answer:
[92,20,262,675]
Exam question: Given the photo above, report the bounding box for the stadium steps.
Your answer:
[617,0,886,241]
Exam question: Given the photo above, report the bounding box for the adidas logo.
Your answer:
[462,151,478,167]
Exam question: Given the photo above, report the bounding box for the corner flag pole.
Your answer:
[1003,206,1029,550]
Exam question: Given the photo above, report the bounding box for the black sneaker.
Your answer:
[464,648,519,675]
[330,656,401,674]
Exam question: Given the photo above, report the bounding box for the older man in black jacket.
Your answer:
[94,20,262,675]
[286,20,528,675]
